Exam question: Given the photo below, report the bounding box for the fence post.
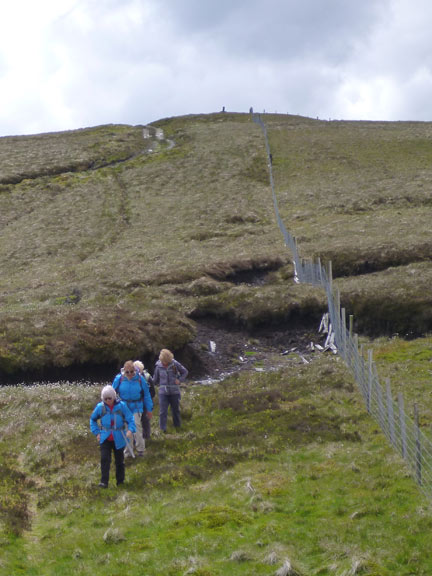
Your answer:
[367,349,373,414]
[341,307,347,360]
[414,404,422,486]
[376,380,384,430]
[386,379,395,447]
[349,315,354,338]
[347,315,354,369]
[359,344,367,401]
[353,333,359,381]
[334,287,341,349]
[398,392,407,460]
[318,257,323,285]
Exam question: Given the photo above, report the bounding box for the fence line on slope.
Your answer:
[252,113,432,499]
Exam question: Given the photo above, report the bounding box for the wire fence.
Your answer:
[253,113,432,499]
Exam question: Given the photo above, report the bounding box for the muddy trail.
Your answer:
[182,319,331,384]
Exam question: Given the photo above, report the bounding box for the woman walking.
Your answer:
[112,360,153,456]
[153,349,188,433]
[90,385,136,488]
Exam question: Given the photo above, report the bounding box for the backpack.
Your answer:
[115,373,152,401]
[144,370,156,398]
[100,401,125,429]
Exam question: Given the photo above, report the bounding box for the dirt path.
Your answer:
[185,320,330,383]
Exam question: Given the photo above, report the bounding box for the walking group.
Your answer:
[89,348,188,488]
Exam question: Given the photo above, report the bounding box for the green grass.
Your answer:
[2,354,432,574]
[3,111,432,570]
[266,115,432,270]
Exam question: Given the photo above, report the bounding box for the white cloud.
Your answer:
[1,0,432,136]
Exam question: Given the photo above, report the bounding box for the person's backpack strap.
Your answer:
[172,361,181,380]
[113,374,123,393]
[149,380,156,398]
[100,402,126,431]
[139,374,147,401]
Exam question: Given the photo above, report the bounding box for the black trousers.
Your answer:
[141,410,152,439]
[100,439,125,485]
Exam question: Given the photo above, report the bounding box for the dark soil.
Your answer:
[179,319,328,383]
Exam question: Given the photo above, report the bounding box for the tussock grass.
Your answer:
[265,114,432,334]
[2,113,432,375]
[0,115,289,378]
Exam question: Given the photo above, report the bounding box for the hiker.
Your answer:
[153,349,188,433]
[112,360,153,456]
[90,385,136,488]
[134,360,156,442]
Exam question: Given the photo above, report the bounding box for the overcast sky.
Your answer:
[1,0,432,136]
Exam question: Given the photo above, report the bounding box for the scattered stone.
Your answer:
[264,551,279,565]
[230,550,250,562]
[103,527,125,544]
[275,558,300,576]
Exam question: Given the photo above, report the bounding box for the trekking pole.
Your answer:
[121,430,135,458]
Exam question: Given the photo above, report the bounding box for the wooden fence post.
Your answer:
[353,333,359,381]
[386,379,395,447]
[341,307,347,360]
[367,349,373,414]
[414,404,422,486]
[376,379,384,429]
[398,392,407,460]
[318,256,323,285]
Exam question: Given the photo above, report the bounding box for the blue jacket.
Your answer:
[153,359,188,396]
[90,399,136,449]
[112,373,153,414]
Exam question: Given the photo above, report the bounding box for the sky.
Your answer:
[1,0,432,136]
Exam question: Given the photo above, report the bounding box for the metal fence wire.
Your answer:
[253,113,432,499]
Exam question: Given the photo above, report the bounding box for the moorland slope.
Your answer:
[2,113,432,574]
[1,113,432,383]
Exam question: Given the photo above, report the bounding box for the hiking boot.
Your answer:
[98,482,108,489]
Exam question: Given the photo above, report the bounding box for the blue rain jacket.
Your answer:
[112,372,153,414]
[90,399,136,449]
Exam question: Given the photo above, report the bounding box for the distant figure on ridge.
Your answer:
[153,349,188,433]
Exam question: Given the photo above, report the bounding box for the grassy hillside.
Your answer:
[2,113,432,574]
[0,115,306,381]
[2,113,432,381]
[265,115,432,336]
[2,354,432,575]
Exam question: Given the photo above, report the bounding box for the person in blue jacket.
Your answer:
[112,360,153,456]
[90,385,136,488]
